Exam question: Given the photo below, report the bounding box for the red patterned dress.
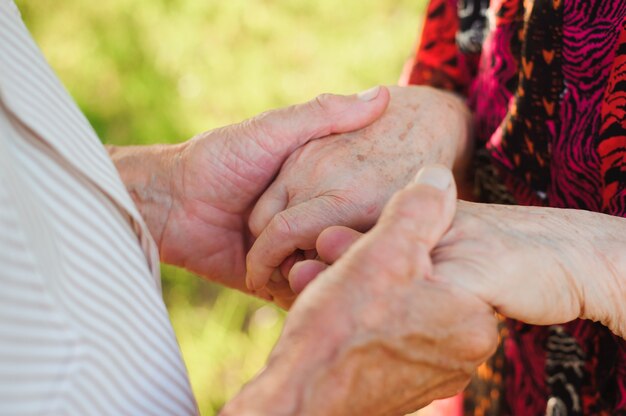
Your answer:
[404,0,626,414]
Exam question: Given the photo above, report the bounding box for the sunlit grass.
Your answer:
[18,0,426,413]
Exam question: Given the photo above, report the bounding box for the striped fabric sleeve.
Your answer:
[0,1,197,414]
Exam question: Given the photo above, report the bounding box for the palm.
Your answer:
[161,198,251,290]
[159,135,263,291]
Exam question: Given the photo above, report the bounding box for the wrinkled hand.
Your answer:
[222,166,498,416]
[431,202,626,336]
[109,87,390,301]
[298,172,626,336]
[245,85,472,297]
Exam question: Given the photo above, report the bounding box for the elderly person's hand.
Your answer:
[107,87,390,303]
[245,85,472,299]
[225,164,626,415]
[311,189,626,339]
[430,202,626,329]
[221,166,498,416]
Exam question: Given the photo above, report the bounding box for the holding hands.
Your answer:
[112,84,473,308]
[246,86,472,302]
[224,165,626,415]
[113,84,626,414]
[109,86,390,304]
[222,166,498,416]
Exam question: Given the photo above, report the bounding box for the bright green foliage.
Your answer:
[17,0,426,413]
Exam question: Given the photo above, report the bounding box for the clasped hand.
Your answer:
[112,84,471,307]
[245,85,471,307]
[223,163,626,415]
[113,83,626,415]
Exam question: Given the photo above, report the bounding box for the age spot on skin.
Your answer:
[357,154,366,162]
[398,122,415,142]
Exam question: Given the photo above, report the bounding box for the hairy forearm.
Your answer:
[107,143,184,248]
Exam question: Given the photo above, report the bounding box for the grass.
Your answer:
[17,0,427,413]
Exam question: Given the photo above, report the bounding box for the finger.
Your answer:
[247,88,389,236]
[376,164,458,253]
[246,195,360,290]
[252,86,390,155]
[329,165,458,283]
[316,226,364,264]
[252,287,273,302]
[278,251,303,279]
[265,278,297,310]
[281,249,318,276]
[288,260,329,294]
[248,180,289,238]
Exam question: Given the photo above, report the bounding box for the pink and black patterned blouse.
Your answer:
[405,0,626,414]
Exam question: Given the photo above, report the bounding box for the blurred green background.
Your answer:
[16,0,427,414]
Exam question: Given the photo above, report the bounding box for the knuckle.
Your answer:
[320,192,352,210]
[319,193,364,223]
[248,111,278,140]
[269,211,295,238]
[313,93,338,116]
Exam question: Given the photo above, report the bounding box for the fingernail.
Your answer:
[414,165,452,190]
[357,86,380,102]
[246,273,256,291]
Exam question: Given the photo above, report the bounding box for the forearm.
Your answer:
[570,209,626,338]
[107,143,185,248]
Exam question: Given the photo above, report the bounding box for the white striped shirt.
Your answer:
[0,0,197,414]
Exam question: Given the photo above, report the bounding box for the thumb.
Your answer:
[227,167,460,416]
[316,225,364,264]
[332,165,459,283]
[232,86,390,184]
[259,86,390,149]
[378,164,458,252]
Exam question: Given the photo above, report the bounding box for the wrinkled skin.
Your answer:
[245,85,472,297]
[109,88,390,305]
[224,165,626,415]
[311,202,626,337]
[222,168,498,416]
[432,202,626,335]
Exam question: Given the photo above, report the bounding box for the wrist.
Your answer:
[439,91,474,174]
[107,143,186,248]
[421,87,474,198]
[604,222,626,338]
[565,210,626,337]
